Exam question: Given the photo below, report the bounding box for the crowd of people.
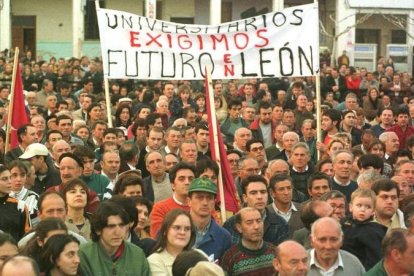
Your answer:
[0,49,413,276]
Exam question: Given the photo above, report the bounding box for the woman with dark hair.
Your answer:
[363,87,383,121]
[148,209,196,276]
[114,103,132,128]
[40,234,80,276]
[21,218,68,265]
[367,139,393,177]
[86,103,102,128]
[62,179,91,241]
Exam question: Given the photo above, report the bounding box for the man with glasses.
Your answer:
[320,190,347,221]
[79,201,150,275]
[234,157,260,200]
[227,150,242,180]
[246,139,267,172]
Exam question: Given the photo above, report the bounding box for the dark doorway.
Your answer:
[12,16,36,58]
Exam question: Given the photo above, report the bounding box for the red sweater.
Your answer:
[150,197,190,238]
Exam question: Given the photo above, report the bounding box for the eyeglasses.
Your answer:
[250,146,264,152]
[228,159,239,164]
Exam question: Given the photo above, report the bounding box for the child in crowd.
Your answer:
[341,188,387,271]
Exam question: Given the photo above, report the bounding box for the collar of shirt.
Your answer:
[232,143,245,153]
[172,193,188,206]
[127,163,135,170]
[333,176,350,186]
[309,249,343,274]
[276,143,283,151]
[164,146,179,155]
[272,202,297,214]
[384,153,390,160]
[10,187,28,200]
[292,165,309,173]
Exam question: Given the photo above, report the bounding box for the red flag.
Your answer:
[9,64,29,149]
[204,76,240,214]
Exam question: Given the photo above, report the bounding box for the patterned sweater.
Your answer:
[220,241,275,276]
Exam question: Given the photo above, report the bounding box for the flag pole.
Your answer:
[314,0,322,158]
[5,47,20,153]
[205,66,226,222]
[95,0,112,127]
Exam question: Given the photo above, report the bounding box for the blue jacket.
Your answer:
[223,208,289,246]
[195,219,231,262]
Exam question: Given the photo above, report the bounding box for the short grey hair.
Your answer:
[291,142,310,155]
[331,149,354,164]
[379,131,397,143]
[282,131,299,141]
[357,170,384,186]
[311,217,343,239]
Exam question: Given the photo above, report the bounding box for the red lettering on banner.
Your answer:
[146,33,162,47]
[177,35,192,50]
[224,64,235,76]
[233,33,249,50]
[130,32,141,47]
[224,54,231,63]
[166,34,173,48]
[211,35,229,51]
[197,35,204,50]
[255,29,269,47]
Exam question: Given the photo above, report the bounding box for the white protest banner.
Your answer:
[96,3,319,80]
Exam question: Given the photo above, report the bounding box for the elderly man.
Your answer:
[273,131,299,161]
[289,142,314,197]
[331,150,358,202]
[379,131,400,164]
[273,240,308,276]
[142,151,171,203]
[50,139,71,169]
[47,152,100,213]
[221,207,276,275]
[265,123,288,160]
[308,217,365,275]
[233,127,252,154]
[365,228,414,275]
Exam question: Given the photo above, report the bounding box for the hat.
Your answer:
[185,262,224,276]
[188,178,217,195]
[119,97,132,103]
[19,143,49,159]
[59,152,84,169]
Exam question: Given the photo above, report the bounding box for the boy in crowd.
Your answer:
[341,189,387,270]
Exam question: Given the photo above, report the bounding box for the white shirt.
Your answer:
[309,249,343,276]
[272,202,297,222]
